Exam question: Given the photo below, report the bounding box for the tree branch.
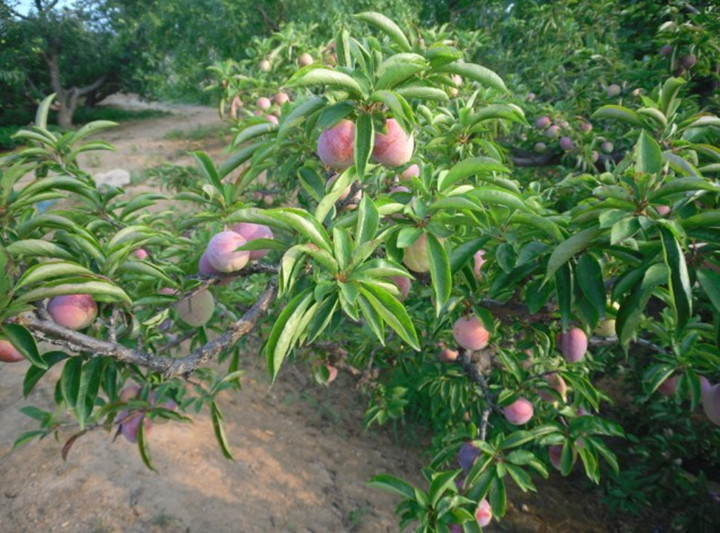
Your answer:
[17,280,278,378]
[75,75,107,97]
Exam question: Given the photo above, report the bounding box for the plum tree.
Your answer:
[317,119,356,169]
[47,294,98,330]
[372,118,414,167]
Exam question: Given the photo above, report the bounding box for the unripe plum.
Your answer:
[453,316,490,351]
[403,233,430,273]
[556,327,588,363]
[390,276,411,301]
[527,92,536,101]
[458,442,480,472]
[601,141,614,154]
[299,53,314,66]
[259,59,271,72]
[503,397,534,425]
[476,499,492,527]
[119,411,153,443]
[133,248,148,260]
[656,205,671,216]
[594,318,616,337]
[534,142,547,153]
[176,290,215,327]
[120,384,141,402]
[274,92,289,105]
[473,250,486,279]
[267,115,279,125]
[317,120,356,170]
[0,339,24,363]
[700,377,720,426]
[580,121,593,133]
[535,116,551,129]
[256,97,271,111]
[680,54,696,69]
[545,125,561,138]
[591,150,600,162]
[48,294,98,330]
[399,164,420,181]
[659,44,673,57]
[607,83,621,97]
[206,230,249,272]
[438,342,459,363]
[560,136,575,151]
[449,524,462,533]
[451,74,463,87]
[232,222,274,260]
[373,119,414,168]
[448,87,459,98]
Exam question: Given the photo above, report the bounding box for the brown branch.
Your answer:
[17,281,278,378]
[75,75,106,97]
[257,6,280,32]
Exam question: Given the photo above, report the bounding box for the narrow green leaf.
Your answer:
[546,227,604,282]
[211,401,235,460]
[438,157,511,192]
[266,288,315,381]
[592,105,644,127]
[635,130,662,174]
[367,474,416,499]
[137,415,157,471]
[289,68,364,98]
[360,283,420,350]
[355,113,374,179]
[1,324,46,368]
[437,61,507,93]
[355,12,411,52]
[60,357,83,408]
[427,234,451,314]
[659,227,692,331]
[576,254,606,314]
[698,269,720,312]
[356,195,379,247]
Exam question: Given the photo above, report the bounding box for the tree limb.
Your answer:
[16,280,278,378]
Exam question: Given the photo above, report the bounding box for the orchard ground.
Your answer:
[1,95,647,532]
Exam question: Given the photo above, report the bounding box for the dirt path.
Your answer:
[1,95,640,533]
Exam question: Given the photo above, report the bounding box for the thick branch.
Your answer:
[75,75,107,97]
[17,281,278,378]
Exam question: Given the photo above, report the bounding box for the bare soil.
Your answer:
[1,95,640,533]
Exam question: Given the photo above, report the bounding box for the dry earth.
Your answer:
[1,95,643,533]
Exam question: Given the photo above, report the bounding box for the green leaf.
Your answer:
[359,283,420,350]
[35,93,56,130]
[211,401,235,461]
[576,254,606,314]
[15,280,131,306]
[659,77,685,117]
[270,208,332,253]
[698,269,720,312]
[231,122,277,148]
[7,239,74,261]
[23,351,68,397]
[395,86,449,102]
[468,188,531,213]
[556,265,573,331]
[427,234,451,315]
[616,263,667,346]
[333,227,352,270]
[650,177,720,200]
[191,151,223,194]
[635,130,662,174]
[75,357,104,429]
[277,97,326,141]
[429,470,461,507]
[376,54,427,90]
[437,61,507,93]
[266,288,315,381]
[659,227,692,331]
[355,112,374,179]
[592,105,644,127]
[356,195,379,247]
[367,474,416,499]
[1,324,46,368]
[289,68,364,98]
[60,357,83,408]
[545,227,604,282]
[355,12,411,52]
[14,261,100,291]
[137,415,156,471]
[438,157,511,192]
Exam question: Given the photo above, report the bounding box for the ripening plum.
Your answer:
[274,92,289,105]
[373,118,414,168]
[556,327,588,363]
[48,294,98,330]
[317,119,356,170]
[658,375,679,396]
[700,377,720,426]
[538,374,568,403]
[607,83,621,97]
[535,116,552,129]
[453,316,490,351]
[680,54,696,69]
[549,445,563,471]
[656,205,671,216]
[256,97,271,111]
[119,411,153,443]
[458,442,480,472]
[199,253,221,275]
[545,125,561,138]
[267,115,279,125]
[503,397,534,425]
[230,95,243,119]
[659,44,673,57]
[399,164,420,181]
[438,342,459,363]
[390,276,411,301]
[299,53,314,66]
[232,222,274,260]
[594,319,616,337]
[560,136,575,151]
[580,121,593,133]
[133,248,148,260]
[176,290,215,327]
[476,499,492,527]
[0,339,24,363]
[473,250,486,279]
[403,233,430,273]
[601,141,614,154]
[205,230,249,272]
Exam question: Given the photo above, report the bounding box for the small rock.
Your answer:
[95,168,131,187]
